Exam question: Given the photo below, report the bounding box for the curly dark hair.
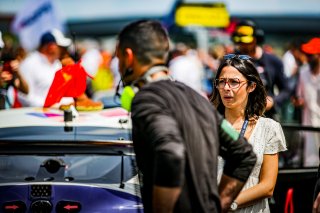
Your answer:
[210,55,267,119]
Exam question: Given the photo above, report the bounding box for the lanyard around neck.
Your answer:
[239,119,249,138]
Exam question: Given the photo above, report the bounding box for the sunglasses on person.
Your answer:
[215,78,248,89]
[223,54,251,60]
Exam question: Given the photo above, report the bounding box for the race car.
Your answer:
[0,107,143,213]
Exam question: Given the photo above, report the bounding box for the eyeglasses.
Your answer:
[215,78,247,89]
[223,54,251,60]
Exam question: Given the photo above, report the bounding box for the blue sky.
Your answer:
[1,0,320,22]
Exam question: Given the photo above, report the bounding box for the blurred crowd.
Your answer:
[0,19,320,166]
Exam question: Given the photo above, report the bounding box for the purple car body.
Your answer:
[0,107,143,213]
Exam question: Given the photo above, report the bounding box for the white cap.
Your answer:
[0,31,4,48]
[51,28,71,47]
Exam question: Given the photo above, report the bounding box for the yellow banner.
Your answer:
[175,4,229,28]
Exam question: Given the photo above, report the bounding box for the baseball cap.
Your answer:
[232,26,255,44]
[232,20,264,44]
[301,37,320,54]
[40,29,71,47]
[0,31,4,48]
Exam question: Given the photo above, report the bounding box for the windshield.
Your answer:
[0,155,136,184]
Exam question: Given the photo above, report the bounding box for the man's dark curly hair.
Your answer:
[210,56,267,119]
[117,20,169,65]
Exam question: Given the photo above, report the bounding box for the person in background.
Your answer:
[231,19,290,121]
[282,39,306,85]
[211,54,287,212]
[76,39,115,106]
[18,29,103,110]
[18,29,74,107]
[198,43,227,96]
[116,19,257,213]
[0,30,29,109]
[295,37,320,167]
[58,39,104,111]
[168,42,206,96]
[278,39,308,167]
[282,39,308,123]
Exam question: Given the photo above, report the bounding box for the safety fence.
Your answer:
[271,124,320,212]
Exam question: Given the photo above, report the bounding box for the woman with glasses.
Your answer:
[211,54,287,212]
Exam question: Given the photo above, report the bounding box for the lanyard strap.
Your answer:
[239,119,249,138]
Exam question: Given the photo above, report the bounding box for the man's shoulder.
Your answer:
[135,80,212,108]
[262,52,282,65]
[20,52,39,74]
[139,80,178,93]
[133,80,173,104]
[135,80,176,103]
[21,52,36,63]
[141,80,204,99]
[21,52,44,67]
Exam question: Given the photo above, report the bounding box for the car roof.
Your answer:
[0,107,131,128]
[0,107,133,155]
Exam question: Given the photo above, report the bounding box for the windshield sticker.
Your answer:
[27,112,62,118]
[101,108,129,117]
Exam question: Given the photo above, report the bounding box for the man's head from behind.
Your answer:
[116,20,170,85]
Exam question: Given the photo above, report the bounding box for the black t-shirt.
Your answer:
[131,80,256,213]
[254,52,290,119]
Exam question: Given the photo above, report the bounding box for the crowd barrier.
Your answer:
[271,124,320,212]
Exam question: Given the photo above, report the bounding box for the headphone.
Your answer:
[119,65,170,111]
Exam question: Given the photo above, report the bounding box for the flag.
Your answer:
[43,61,92,108]
[11,0,66,51]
